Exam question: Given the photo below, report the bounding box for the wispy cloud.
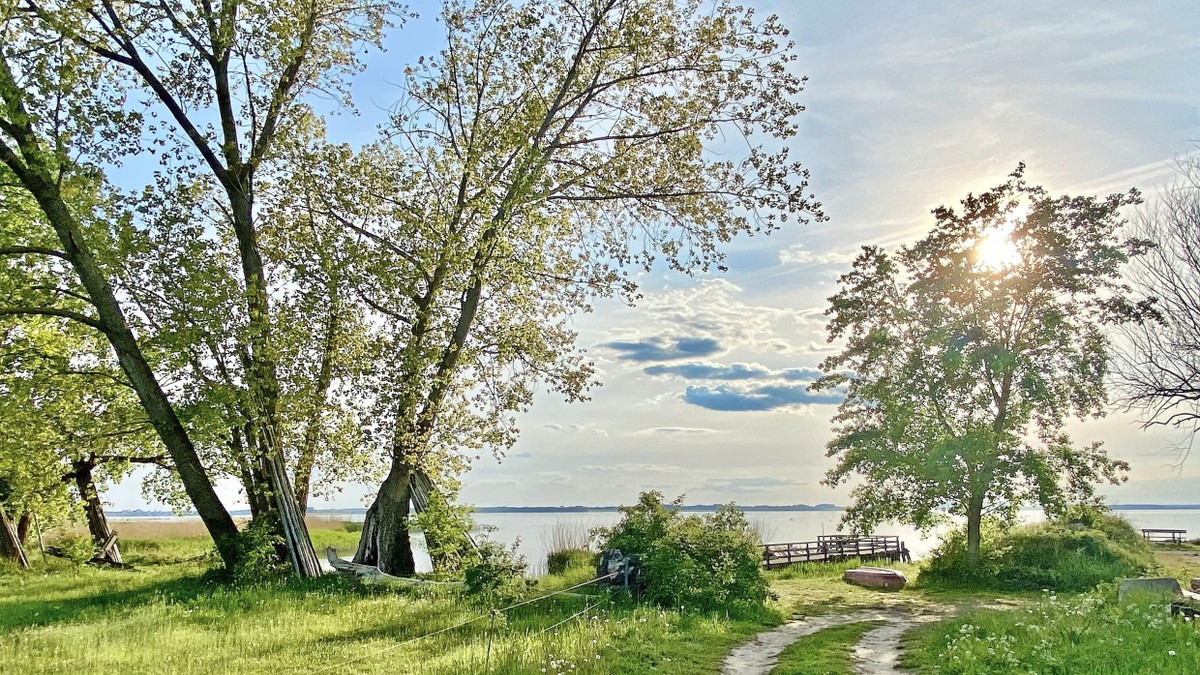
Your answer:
[643,362,770,380]
[601,336,723,362]
[778,246,858,266]
[701,476,807,491]
[579,463,683,474]
[633,427,723,436]
[684,383,844,412]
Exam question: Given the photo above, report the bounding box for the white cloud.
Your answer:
[778,246,857,266]
[633,427,723,436]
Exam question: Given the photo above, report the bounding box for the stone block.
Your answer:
[1118,577,1182,601]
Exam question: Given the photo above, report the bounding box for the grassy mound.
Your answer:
[920,509,1154,592]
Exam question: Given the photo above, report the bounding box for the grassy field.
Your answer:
[9,522,1200,674]
[1,520,780,675]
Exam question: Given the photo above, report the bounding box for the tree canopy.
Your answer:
[1,0,820,577]
[817,165,1151,562]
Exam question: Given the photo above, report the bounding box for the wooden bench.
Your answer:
[1142,528,1188,544]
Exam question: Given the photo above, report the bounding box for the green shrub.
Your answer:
[920,509,1154,592]
[224,517,287,582]
[341,520,364,533]
[547,548,594,575]
[461,539,533,607]
[412,492,478,579]
[593,492,769,614]
[54,535,95,564]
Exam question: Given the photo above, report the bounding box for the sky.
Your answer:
[104,1,1200,510]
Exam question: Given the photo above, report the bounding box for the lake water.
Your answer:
[125,507,1200,575]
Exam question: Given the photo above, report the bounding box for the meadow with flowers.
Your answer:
[902,586,1200,674]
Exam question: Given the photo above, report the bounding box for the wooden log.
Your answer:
[325,548,463,590]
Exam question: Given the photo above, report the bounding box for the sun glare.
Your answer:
[975,226,1021,270]
[973,205,1025,270]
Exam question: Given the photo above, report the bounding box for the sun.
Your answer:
[973,205,1025,271]
[974,225,1021,270]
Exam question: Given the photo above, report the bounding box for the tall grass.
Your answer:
[539,520,594,576]
[749,516,779,545]
[771,620,886,675]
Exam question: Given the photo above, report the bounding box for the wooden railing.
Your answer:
[760,535,905,569]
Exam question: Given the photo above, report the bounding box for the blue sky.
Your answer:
[106,1,1200,510]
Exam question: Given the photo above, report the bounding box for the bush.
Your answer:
[920,508,1154,592]
[461,539,533,607]
[593,492,769,614]
[411,492,477,579]
[223,517,287,583]
[54,535,95,564]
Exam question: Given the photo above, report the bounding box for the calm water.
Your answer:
[123,508,1200,575]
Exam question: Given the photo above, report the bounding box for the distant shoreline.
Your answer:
[107,503,1200,518]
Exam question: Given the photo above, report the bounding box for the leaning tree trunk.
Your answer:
[0,107,243,570]
[295,285,340,513]
[353,459,415,576]
[16,511,31,546]
[71,459,122,564]
[0,503,29,569]
[261,451,321,577]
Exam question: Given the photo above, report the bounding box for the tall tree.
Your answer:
[320,0,822,574]
[11,0,393,575]
[0,31,243,568]
[0,160,170,566]
[817,165,1151,564]
[1117,158,1200,454]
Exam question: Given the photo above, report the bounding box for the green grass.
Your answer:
[0,523,781,674]
[769,620,885,675]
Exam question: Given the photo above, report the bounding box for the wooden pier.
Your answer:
[761,535,906,569]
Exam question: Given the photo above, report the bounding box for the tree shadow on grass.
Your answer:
[0,574,214,632]
[0,568,369,633]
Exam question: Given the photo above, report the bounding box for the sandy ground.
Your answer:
[721,606,948,675]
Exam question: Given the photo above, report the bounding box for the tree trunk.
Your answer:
[261,451,321,577]
[353,459,415,576]
[16,511,31,546]
[0,503,29,569]
[71,459,122,564]
[966,490,985,567]
[0,95,243,570]
[225,181,320,578]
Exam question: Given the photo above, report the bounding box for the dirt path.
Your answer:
[851,615,925,674]
[721,608,945,675]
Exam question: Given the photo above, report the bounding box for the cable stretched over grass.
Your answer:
[310,570,619,672]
